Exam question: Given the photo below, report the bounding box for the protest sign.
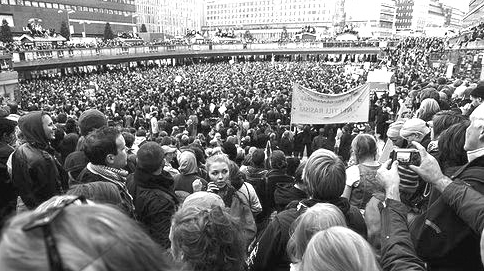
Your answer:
[291,83,370,125]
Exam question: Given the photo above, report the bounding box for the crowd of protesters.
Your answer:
[0,36,484,271]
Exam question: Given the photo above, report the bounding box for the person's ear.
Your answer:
[105,154,115,166]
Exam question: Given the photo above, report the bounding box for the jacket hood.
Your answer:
[18,111,49,147]
[134,168,175,191]
[274,183,307,206]
[178,151,198,175]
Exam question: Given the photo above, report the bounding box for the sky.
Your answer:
[440,0,470,12]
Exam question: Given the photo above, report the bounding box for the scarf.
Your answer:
[87,163,128,183]
[86,163,134,206]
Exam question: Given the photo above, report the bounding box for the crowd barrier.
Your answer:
[9,41,388,63]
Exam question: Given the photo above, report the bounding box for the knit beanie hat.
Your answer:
[387,120,406,138]
[137,142,164,173]
[78,109,107,136]
[400,118,430,139]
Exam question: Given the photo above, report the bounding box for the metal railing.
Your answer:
[8,41,388,64]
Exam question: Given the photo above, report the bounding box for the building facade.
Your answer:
[136,0,204,37]
[463,0,484,27]
[0,0,136,37]
[203,0,339,41]
[395,0,463,34]
[345,0,396,38]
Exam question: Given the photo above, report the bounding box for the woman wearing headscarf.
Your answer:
[174,151,208,194]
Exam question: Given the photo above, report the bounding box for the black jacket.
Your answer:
[12,112,67,209]
[266,169,294,214]
[127,169,178,249]
[380,199,426,271]
[410,156,484,271]
[273,183,307,213]
[0,142,16,221]
[248,197,366,271]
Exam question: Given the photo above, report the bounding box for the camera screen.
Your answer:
[396,152,411,163]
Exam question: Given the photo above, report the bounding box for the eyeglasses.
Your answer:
[22,196,87,271]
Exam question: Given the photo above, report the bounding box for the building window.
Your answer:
[31,1,38,7]
[1,0,9,4]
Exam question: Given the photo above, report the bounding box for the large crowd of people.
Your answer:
[1,36,484,271]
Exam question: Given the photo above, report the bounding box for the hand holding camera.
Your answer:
[376,159,401,201]
[408,141,447,188]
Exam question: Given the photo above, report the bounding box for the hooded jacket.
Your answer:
[273,183,307,212]
[127,169,179,249]
[174,151,207,193]
[11,111,67,209]
[248,197,366,271]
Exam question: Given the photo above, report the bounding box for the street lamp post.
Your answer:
[58,9,75,38]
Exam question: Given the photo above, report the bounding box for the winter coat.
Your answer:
[248,197,366,271]
[410,156,484,271]
[266,169,294,214]
[127,169,178,249]
[273,183,307,213]
[380,199,426,271]
[174,151,207,193]
[0,142,16,220]
[11,112,67,209]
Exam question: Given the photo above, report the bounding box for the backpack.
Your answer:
[245,169,268,224]
[410,166,484,262]
[230,183,257,248]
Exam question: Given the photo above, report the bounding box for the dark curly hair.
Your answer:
[170,206,246,271]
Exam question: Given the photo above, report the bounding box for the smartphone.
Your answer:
[391,148,421,166]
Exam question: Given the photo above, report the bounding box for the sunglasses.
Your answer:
[22,196,87,271]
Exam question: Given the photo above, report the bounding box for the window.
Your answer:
[1,0,9,4]
[59,4,65,9]
[52,3,58,8]
[31,1,38,6]
[46,2,51,8]
[38,1,45,7]
[8,0,16,5]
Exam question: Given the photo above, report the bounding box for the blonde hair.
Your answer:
[0,204,170,271]
[417,98,440,122]
[301,226,381,271]
[287,203,347,263]
[351,134,377,164]
[205,154,231,172]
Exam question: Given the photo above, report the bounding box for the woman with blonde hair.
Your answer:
[416,98,440,122]
[286,203,347,271]
[301,226,380,271]
[0,198,171,271]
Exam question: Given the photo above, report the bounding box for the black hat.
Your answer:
[470,82,484,99]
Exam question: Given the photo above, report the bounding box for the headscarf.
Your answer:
[178,151,198,175]
[18,111,49,149]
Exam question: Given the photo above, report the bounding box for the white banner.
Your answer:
[367,69,393,83]
[291,83,370,125]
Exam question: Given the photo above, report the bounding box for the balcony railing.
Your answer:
[8,41,388,64]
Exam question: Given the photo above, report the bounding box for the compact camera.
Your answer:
[391,148,421,166]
